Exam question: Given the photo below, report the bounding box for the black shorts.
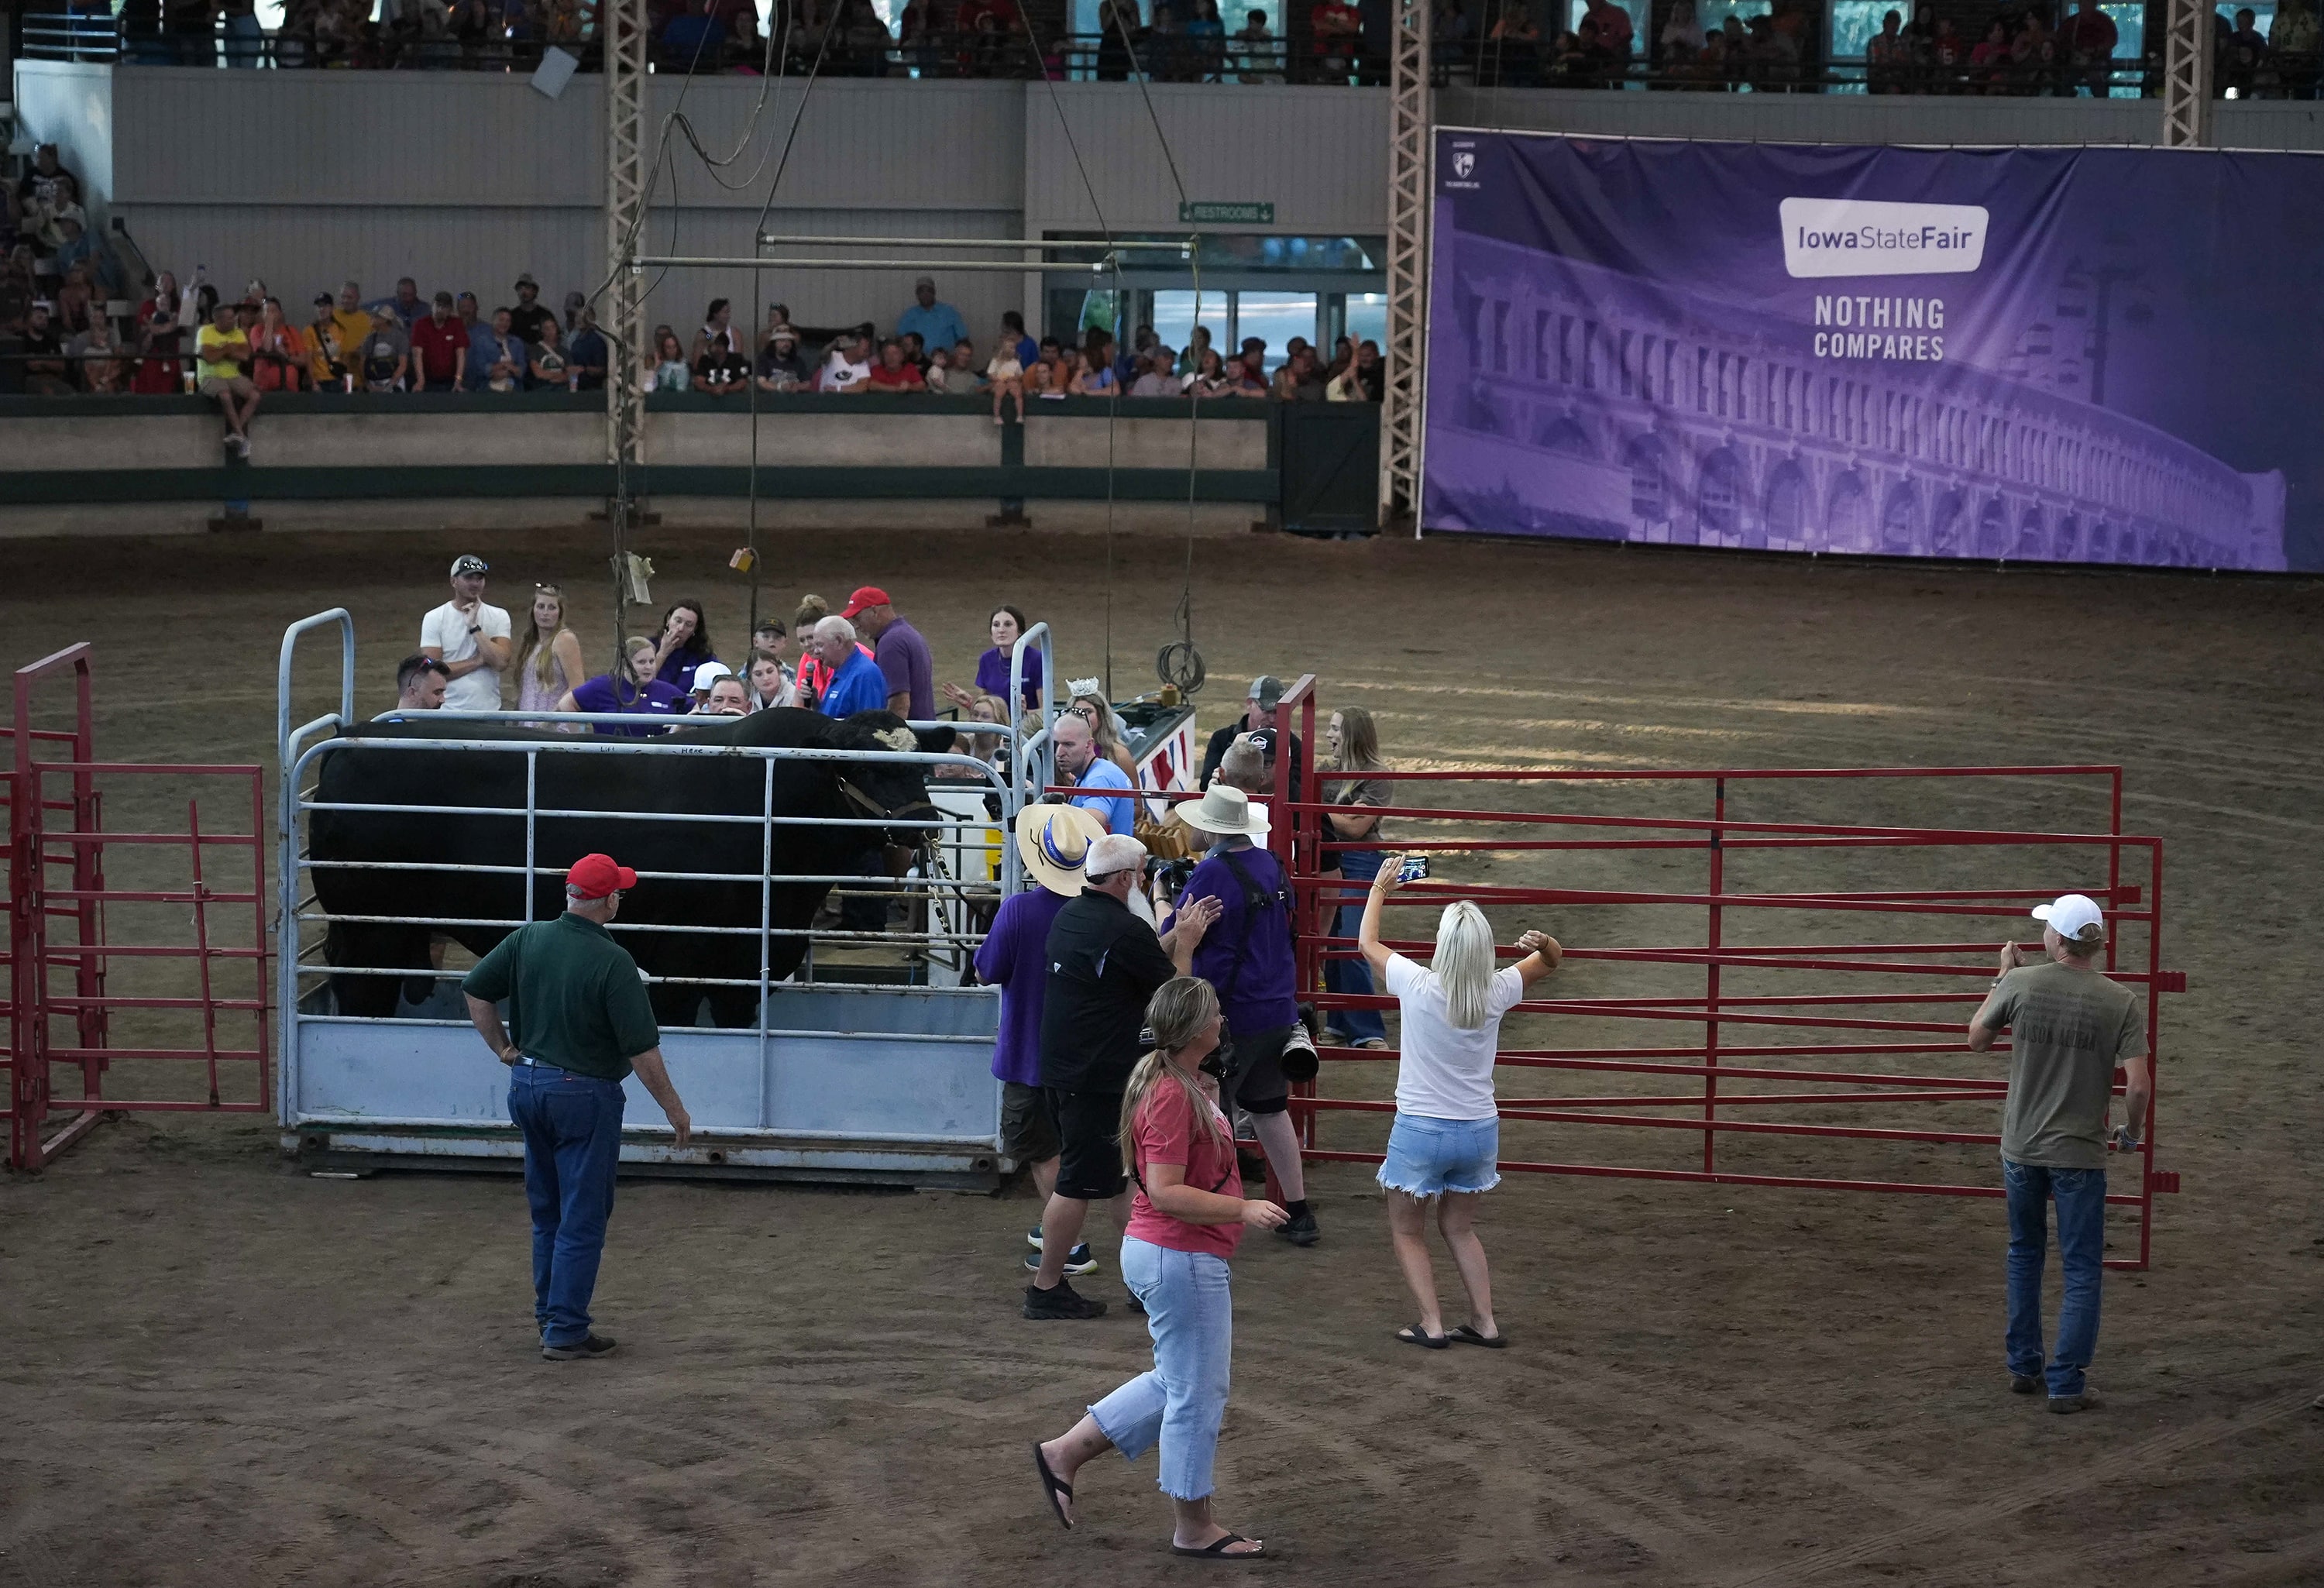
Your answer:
[1047,1086,1128,1201]
[1000,1080,1062,1165]
[1222,1023,1296,1116]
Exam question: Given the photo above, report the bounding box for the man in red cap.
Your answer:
[462,852,693,1362]
[841,585,935,720]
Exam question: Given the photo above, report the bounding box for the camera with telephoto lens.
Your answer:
[1145,854,1197,902]
[1140,1016,1237,1081]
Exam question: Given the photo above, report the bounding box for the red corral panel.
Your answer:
[6,644,271,1172]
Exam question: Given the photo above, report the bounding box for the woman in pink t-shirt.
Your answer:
[1031,978,1285,1561]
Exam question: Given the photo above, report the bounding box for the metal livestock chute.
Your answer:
[274,611,1059,1188]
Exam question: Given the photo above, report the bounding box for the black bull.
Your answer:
[310,707,956,1027]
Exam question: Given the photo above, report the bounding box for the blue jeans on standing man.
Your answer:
[2003,1157,2106,1398]
[1324,849,1386,1044]
[507,1061,626,1349]
[1089,1236,1234,1500]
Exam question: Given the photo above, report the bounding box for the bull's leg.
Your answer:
[326,922,435,1018]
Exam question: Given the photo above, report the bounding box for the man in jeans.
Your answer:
[462,853,693,1360]
[1968,893,2150,1414]
[1028,834,1219,1319]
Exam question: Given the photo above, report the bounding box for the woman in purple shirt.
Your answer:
[947,603,1044,714]
[647,598,720,695]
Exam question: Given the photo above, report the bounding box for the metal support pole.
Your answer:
[605,0,650,540]
[1378,0,1432,533]
[2160,0,2213,149]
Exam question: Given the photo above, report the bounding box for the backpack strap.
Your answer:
[1214,845,1290,1010]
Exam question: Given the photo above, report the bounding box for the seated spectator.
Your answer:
[1234,7,1276,80]
[821,328,874,391]
[689,297,737,366]
[1311,0,1360,78]
[528,317,570,389]
[2226,6,2267,93]
[330,283,374,365]
[1188,347,1232,397]
[693,675,752,717]
[1178,324,1214,376]
[1129,349,1180,397]
[1000,310,1038,368]
[411,291,469,391]
[304,292,349,389]
[746,650,797,711]
[862,337,926,392]
[472,308,529,393]
[456,290,485,343]
[1970,16,2010,88]
[558,635,689,736]
[695,330,750,395]
[924,345,956,391]
[50,210,111,294]
[20,301,73,396]
[1066,681,1138,777]
[195,299,261,454]
[663,0,729,64]
[68,318,128,394]
[1866,8,1906,91]
[359,311,411,392]
[376,277,425,330]
[898,275,968,352]
[250,297,311,393]
[507,273,555,347]
[756,325,810,390]
[899,330,929,372]
[567,304,608,390]
[15,146,77,225]
[562,289,588,336]
[1226,353,1268,397]
[1069,335,1120,396]
[51,265,95,341]
[652,328,692,390]
[987,338,1026,423]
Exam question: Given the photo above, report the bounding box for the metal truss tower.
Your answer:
[605,0,650,483]
[2160,0,2214,149]
[1378,0,1431,534]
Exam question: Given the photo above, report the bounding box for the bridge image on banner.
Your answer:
[1423,223,2288,573]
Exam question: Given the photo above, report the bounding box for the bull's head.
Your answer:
[829,712,954,847]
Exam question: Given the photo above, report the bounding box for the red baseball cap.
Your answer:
[840,586,892,619]
[566,853,638,899]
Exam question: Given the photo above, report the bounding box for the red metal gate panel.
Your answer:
[5,644,271,1172]
[1257,675,2184,1270]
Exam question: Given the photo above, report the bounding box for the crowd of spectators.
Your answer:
[2,245,1384,438]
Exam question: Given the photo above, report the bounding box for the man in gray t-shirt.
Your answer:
[1969,892,2151,1413]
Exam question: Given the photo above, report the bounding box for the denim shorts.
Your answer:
[1377,1111,1501,1198]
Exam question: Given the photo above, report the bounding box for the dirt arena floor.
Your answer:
[3,523,2322,1587]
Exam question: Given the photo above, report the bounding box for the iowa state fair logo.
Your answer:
[1779,198,1988,279]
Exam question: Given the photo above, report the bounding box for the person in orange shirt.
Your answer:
[786,593,872,709]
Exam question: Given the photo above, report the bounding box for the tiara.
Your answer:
[1064,677,1103,699]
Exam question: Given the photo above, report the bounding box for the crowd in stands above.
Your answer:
[0,225,1384,444]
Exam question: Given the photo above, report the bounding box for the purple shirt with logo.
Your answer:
[973,885,1071,1085]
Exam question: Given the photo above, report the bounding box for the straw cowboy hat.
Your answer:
[1174,782,1271,839]
[1016,803,1109,898]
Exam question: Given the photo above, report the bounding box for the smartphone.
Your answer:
[1397,854,1431,884]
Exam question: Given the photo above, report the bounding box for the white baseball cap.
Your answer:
[2030,893,2104,940]
[691,660,734,689]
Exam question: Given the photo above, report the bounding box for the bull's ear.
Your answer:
[915,726,956,755]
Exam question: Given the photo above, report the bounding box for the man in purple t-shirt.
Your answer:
[1173,781,1318,1249]
[841,584,936,720]
[975,803,1109,1277]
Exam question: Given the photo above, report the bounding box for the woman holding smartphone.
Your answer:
[1032,977,1284,1559]
[1358,854,1560,1349]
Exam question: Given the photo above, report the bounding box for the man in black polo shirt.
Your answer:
[462,852,693,1362]
[1026,834,1221,1320]
[1196,675,1303,805]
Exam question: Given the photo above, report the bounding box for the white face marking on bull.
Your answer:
[874,727,916,754]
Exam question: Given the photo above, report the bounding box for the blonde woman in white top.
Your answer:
[1358,854,1560,1349]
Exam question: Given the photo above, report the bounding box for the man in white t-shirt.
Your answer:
[820,328,873,392]
[420,554,514,713]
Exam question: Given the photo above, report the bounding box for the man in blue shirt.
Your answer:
[896,276,968,356]
[1054,713,1134,835]
[811,616,889,718]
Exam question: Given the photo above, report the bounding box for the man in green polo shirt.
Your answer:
[462,851,693,1362]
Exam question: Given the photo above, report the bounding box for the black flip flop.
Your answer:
[1031,1442,1074,1531]
[1172,1532,1266,1559]
[1449,1324,1508,1349]
[1397,1324,1449,1350]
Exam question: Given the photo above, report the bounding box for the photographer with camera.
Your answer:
[1171,782,1321,1248]
[1028,834,1222,1321]
[1359,854,1561,1349]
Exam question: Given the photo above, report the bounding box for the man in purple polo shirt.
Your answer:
[842,584,936,720]
[1173,780,1319,1248]
[975,803,1110,1277]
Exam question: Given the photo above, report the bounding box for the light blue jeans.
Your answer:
[2003,1158,2106,1398]
[1090,1236,1234,1501]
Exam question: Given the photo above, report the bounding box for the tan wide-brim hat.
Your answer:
[1175,782,1271,839]
[1017,803,1109,898]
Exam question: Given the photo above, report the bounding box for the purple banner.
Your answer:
[1423,134,2311,572]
